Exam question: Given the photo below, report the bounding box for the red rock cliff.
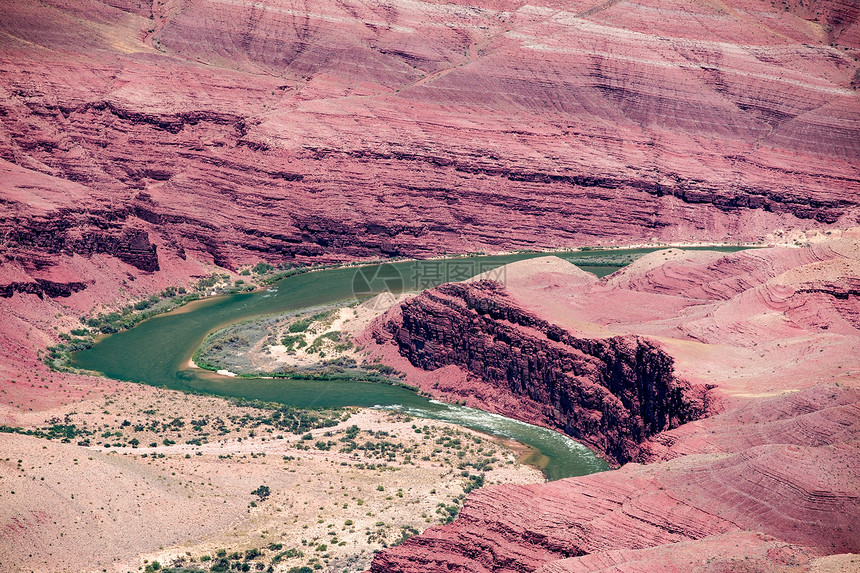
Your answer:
[2,0,860,306]
[378,280,712,464]
[364,244,860,572]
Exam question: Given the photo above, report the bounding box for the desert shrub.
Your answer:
[270,548,303,564]
[280,334,306,351]
[251,485,270,501]
[287,318,313,333]
[462,473,485,494]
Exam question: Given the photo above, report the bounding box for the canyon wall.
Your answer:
[363,243,860,572]
[2,0,860,313]
[377,280,711,464]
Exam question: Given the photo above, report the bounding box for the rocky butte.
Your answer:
[0,0,858,571]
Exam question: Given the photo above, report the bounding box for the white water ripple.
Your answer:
[376,400,609,479]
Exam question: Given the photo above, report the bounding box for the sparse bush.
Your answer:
[280,334,306,351]
[244,548,261,560]
[251,485,270,501]
[287,318,313,333]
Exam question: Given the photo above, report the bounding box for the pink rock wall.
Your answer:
[1,0,859,303]
[364,243,860,572]
[374,280,712,464]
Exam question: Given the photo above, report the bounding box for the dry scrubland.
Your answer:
[0,383,542,573]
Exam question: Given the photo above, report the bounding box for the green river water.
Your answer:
[72,247,747,480]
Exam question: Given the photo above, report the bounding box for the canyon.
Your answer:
[2,0,858,381]
[362,243,860,572]
[2,0,860,299]
[0,0,859,571]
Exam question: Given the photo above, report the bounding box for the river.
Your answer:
[71,247,747,479]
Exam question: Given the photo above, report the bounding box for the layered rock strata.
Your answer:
[363,242,860,572]
[2,0,860,304]
[379,280,712,464]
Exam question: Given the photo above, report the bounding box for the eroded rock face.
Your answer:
[5,213,159,272]
[0,279,89,299]
[370,424,859,573]
[1,0,860,300]
[364,243,860,572]
[379,280,712,464]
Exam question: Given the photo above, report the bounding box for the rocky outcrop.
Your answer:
[3,213,159,273]
[2,0,860,296]
[379,281,711,464]
[0,279,89,299]
[365,243,860,572]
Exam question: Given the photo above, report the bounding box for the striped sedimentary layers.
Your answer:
[376,280,712,465]
[363,241,860,571]
[1,0,859,300]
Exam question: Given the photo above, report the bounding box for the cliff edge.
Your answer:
[362,241,860,571]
